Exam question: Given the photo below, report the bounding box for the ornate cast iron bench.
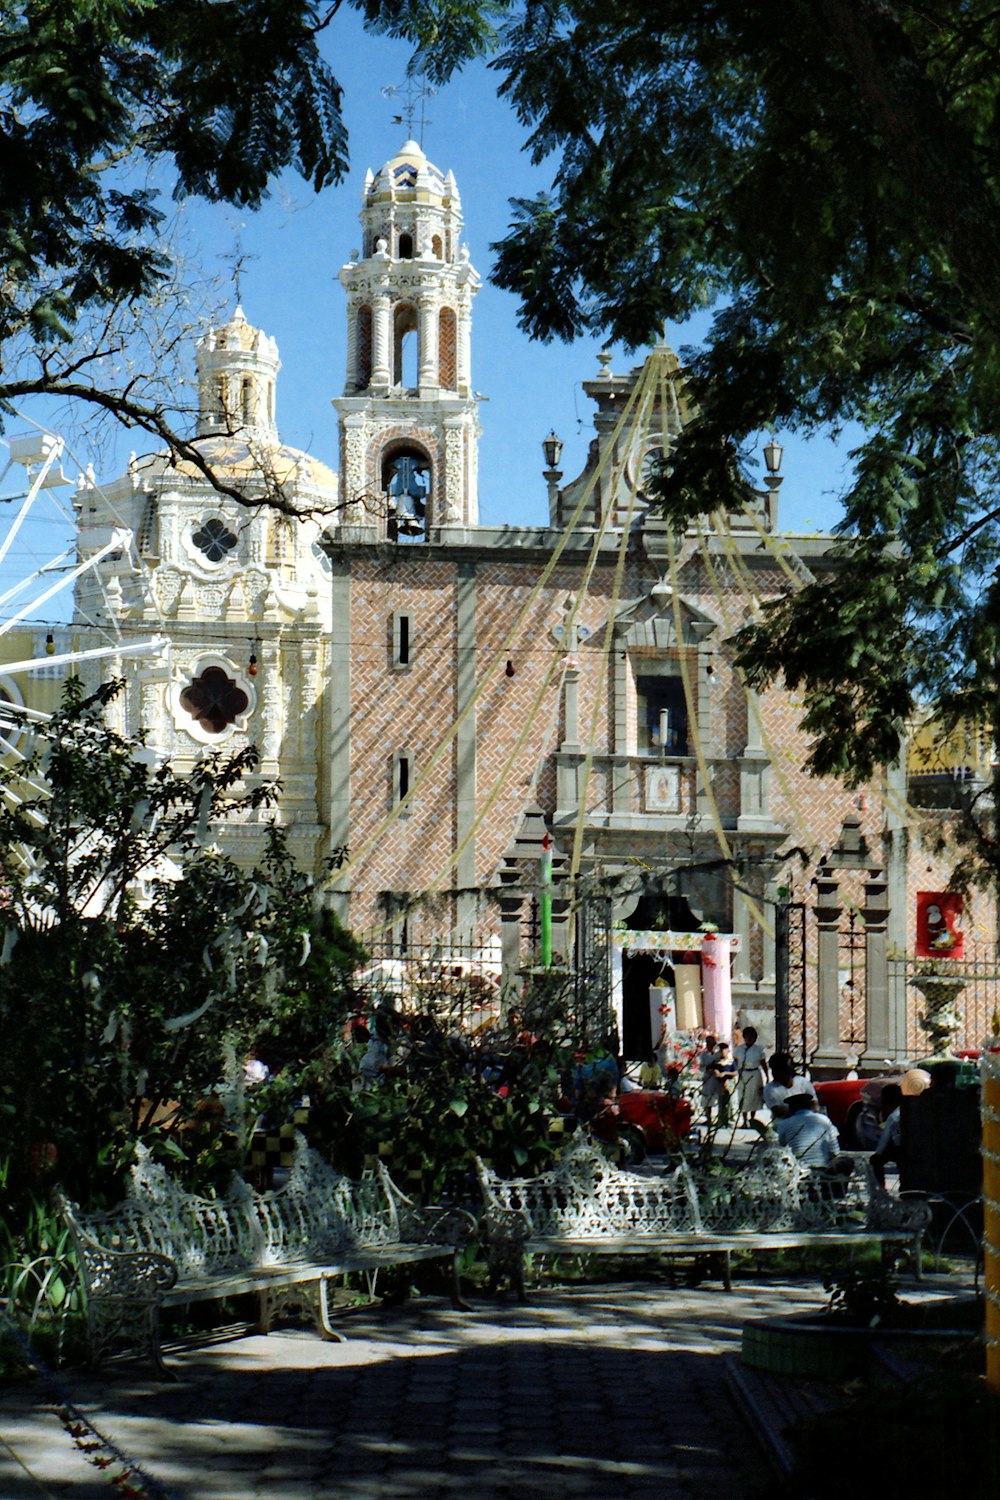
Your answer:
[58,1135,475,1371]
[476,1136,930,1299]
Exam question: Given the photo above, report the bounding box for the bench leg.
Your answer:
[448,1252,471,1312]
[317,1277,347,1342]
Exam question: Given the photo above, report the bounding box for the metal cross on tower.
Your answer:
[381,77,437,145]
[220,233,259,306]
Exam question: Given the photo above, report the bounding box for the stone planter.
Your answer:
[742,1299,982,1380]
[910,972,968,1060]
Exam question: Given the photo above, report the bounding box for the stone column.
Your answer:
[731,878,753,985]
[418,296,437,389]
[813,864,844,1073]
[550,856,571,963]
[863,867,892,1065]
[345,299,357,389]
[457,301,472,395]
[497,861,523,1006]
[371,291,391,389]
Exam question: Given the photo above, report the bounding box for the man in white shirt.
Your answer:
[764,1052,818,1118]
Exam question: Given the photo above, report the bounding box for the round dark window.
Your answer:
[180,666,248,735]
[192,517,238,562]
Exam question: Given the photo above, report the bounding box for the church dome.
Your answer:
[132,436,338,498]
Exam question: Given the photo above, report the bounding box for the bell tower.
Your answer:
[334,140,481,537]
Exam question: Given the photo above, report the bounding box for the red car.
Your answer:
[813,1076,888,1149]
[616,1088,693,1154]
[814,1051,981,1148]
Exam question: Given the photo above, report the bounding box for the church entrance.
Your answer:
[619,892,701,1062]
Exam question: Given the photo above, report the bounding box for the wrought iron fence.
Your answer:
[356,928,507,1035]
[890,948,1000,1055]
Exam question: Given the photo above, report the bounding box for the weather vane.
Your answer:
[220,232,259,307]
[381,77,437,146]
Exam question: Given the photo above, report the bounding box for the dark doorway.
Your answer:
[619,892,702,1061]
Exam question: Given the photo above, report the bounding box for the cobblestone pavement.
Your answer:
[1,1278,829,1500]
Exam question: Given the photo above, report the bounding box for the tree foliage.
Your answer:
[0,0,500,501]
[0,681,364,1210]
[486,2,1000,855]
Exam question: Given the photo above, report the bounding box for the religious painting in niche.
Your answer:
[645,764,681,812]
[180,666,249,735]
[915,890,964,960]
[192,516,238,563]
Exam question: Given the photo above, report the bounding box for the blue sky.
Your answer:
[2,14,857,625]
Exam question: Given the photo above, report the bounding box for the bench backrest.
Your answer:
[477,1136,929,1242]
[247,1138,398,1264]
[62,1135,405,1286]
[478,1137,702,1237]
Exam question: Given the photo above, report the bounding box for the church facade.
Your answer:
[46,138,989,1068]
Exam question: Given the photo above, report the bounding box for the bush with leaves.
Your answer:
[0,679,363,1216]
[302,968,579,1203]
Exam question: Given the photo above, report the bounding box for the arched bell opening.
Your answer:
[393,303,418,390]
[382,444,432,542]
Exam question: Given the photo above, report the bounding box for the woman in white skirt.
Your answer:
[733,1025,769,1126]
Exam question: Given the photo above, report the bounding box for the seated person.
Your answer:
[764,1051,818,1118]
[870,1082,903,1185]
[773,1093,841,1168]
[638,1051,664,1089]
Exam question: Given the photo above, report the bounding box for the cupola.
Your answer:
[195,306,281,442]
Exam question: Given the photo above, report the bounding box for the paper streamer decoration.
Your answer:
[674,965,702,1031]
[650,985,675,1048]
[983,1046,1000,1391]
[700,935,733,1039]
[612,928,742,954]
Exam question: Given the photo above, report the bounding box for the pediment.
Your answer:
[609,583,721,649]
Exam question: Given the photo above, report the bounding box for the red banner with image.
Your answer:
[916,890,964,960]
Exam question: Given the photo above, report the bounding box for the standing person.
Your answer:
[733,1026,769,1126]
[702,1040,736,1128]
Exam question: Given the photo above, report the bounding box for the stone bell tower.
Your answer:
[334,139,481,537]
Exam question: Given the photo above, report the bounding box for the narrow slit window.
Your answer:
[392,611,412,669]
[394,752,413,815]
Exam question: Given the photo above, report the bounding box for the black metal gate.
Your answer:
[575,890,613,1045]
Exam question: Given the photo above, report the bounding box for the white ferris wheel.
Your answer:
[0,423,169,758]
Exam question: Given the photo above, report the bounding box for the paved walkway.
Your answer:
[1,1278,829,1500]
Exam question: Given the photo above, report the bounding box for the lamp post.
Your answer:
[542,430,564,516]
[762,434,783,528]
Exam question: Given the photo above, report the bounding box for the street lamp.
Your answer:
[763,435,783,477]
[761,434,784,529]
[542,430,564,518]
[542,430,564,470]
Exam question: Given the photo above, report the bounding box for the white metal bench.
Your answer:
[58,1134,475,1371]
[476,1136,930,1298]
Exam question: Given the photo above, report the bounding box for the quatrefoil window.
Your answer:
[179,666,248,735]
[192,516,238,562]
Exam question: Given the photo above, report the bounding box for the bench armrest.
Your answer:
[480,1204,533,1246]
[56,1191,178,1302]
[398,1203,478,1247]
[374,1162,477,1246]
